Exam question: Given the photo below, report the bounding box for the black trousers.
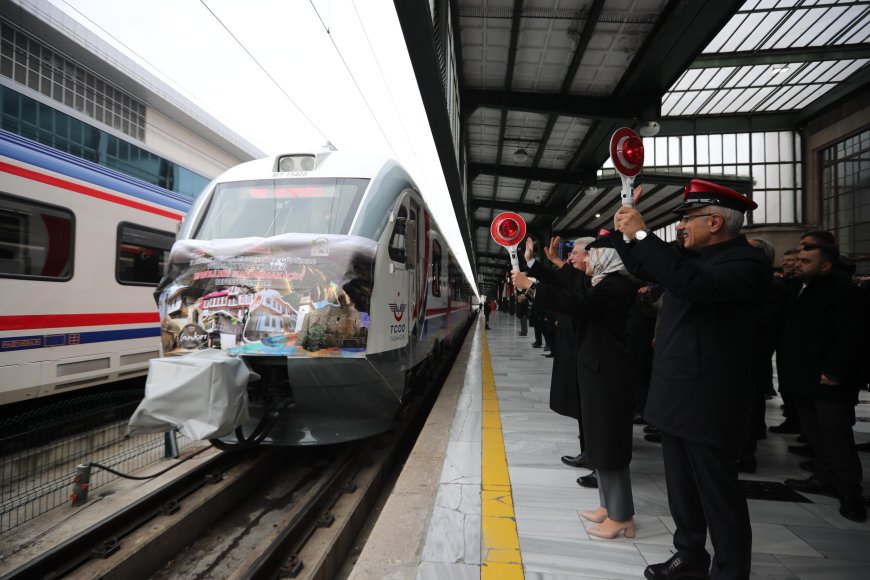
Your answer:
[661,432,751,580]
[792,396,863,498]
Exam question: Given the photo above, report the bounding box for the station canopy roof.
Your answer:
[400,0,869,289]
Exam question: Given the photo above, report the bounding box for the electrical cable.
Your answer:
[86,442,212,480]
[199,0,331,146]
[307,0,399,160]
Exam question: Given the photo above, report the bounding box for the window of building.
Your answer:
[116,223,175,285]
[0,20,146,140]
[604,129,802,227]
[0,192,73,279]
[0,85,209,198]
[820,128,870,275]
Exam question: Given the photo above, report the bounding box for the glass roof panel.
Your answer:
[677,90,715,116]
[721,12,767,52]
[770,9,815,49]
[738,86,776,111]
[705,13,748,53]
[736,14,780,51]
[798,6,851,46]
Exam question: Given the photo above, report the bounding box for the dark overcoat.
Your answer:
[529,262,588,418]
[777,273,864,405]
[535,273,636,471]
[614,234,771,451]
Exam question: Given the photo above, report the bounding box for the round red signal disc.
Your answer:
[610,127,644,177]
[491,212,527,247]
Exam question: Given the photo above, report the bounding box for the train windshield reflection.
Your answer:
[193,177,369,239]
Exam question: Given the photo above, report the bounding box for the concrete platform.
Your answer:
[348,310,870,580]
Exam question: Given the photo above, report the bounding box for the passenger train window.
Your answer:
[431,240,442,297]
[193,178,368,239]
[116,223,175,286]
[388,205,407,263]
[0,193,73,280]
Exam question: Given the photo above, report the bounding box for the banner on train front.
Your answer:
[156,234,376,358]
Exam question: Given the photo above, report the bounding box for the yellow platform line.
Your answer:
[480,329,524,580]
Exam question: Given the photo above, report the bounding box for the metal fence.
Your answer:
[0,388,196,534]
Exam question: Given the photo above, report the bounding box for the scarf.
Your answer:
[589,247,627,286]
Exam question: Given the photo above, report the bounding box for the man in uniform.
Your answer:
[612,179,771,580]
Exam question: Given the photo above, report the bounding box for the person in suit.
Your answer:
[513,231,637,539]
[613,179,771,580]
[525,235,594,468]
[779,242,866,522]
[516,292,530,336]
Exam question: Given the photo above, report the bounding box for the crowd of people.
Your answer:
[496,178,868,580]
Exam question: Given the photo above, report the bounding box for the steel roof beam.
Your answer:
[465,89,646,120]
[470,198,562,216]
[689,43,870,69]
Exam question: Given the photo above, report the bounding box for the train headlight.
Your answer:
[278,155,315,172]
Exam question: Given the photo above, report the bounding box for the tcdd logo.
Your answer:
[389,291,406,322]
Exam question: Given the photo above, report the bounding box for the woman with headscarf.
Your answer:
[512,231,637,539]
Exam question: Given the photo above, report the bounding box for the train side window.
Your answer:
[431,240,442,297]
[388,205,407,263]
[116,223,175,286]
[0,192,73,280]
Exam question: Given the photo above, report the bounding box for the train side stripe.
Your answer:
[1,327,160,353]
[0,161,184,221]
[0,313,159,331]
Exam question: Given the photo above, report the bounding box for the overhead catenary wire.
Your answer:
[199,0,331,147]
[307,0,399,161]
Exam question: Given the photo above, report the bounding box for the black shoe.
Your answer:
[644,433,662,443]
[798,459,816,472]
[737,456,757,473]
[577,473,598,488]
[644,554,710,580]
[543,346,551,352]
[796,434,808,443]
[769,421,801,434]
[788,444,814,457]
[784,476,837,497]
[544,353,554,358]
[643,424,659,434]
[855,441,870,453]
[839,495,868,522]
[531,343,542,348]
[561,452,589,468]
[518,333,527,336]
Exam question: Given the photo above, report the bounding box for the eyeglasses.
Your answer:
[678,213,715,224]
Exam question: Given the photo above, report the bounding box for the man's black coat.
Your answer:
[777,273,864,405]
[614,234,771,450]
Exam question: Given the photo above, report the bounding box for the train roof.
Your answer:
[0,129,192,213]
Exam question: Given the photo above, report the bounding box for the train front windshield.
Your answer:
[193,178,369,240]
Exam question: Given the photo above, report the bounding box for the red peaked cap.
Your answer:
[585,228,613,250]
[672,178,757,214]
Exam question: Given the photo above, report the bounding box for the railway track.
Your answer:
[1,331,463,579]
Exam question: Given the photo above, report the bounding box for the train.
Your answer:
[146,145,476,446]
[0,129,192,405]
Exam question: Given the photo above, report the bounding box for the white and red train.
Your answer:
[158,146,475,445]
[0,129,191,405]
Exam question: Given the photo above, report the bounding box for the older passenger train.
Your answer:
[154,146,475,445]
[0,129,191,404]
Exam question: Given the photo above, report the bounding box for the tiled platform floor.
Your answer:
[418,310,870,580]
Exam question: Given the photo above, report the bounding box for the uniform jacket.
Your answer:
[777,273,864,404]
[614,234,771,450]
[535,273,635,471]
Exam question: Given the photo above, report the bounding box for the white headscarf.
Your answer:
[588,246,627,286]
